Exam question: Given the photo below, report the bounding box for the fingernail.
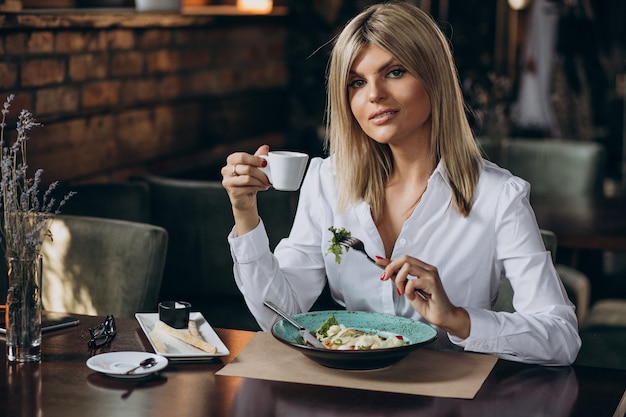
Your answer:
[396,287,402,296]
[379,271,386,280]
[375,256,383,260]
[261,160,268,167]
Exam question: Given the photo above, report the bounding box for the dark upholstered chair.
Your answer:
[500,138,605,196]
[52,181,151,224]
[40,215,168,318]
[140,174,297,331]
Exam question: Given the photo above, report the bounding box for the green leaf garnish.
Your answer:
[325,226,351,264]
[316,315,338,338]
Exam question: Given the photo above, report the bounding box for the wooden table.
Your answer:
[1,315,625,417]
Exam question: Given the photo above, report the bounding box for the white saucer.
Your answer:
[87,351,168,379]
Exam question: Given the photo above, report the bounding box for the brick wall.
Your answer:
[0,10,289,185]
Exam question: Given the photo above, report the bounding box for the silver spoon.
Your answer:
[126,357,157,375]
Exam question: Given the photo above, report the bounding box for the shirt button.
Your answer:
[398,239,407,246]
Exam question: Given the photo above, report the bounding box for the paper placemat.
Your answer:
[216,332,498,399]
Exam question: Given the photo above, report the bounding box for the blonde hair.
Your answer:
[325,1,482,222]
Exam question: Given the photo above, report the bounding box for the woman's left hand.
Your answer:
[377,255,471,339]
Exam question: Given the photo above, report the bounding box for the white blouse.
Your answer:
[228,157,581,365]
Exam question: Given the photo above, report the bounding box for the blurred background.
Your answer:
[0,0,623,187]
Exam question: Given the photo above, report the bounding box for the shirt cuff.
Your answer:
[448,307,500,353]
[228,218,271,264]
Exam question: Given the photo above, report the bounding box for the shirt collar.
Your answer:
[430,160,453,191]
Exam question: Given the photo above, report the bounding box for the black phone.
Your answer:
[0,311,80,334]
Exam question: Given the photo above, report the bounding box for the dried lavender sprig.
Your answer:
[0,94,14,139]
[0,95,72,262]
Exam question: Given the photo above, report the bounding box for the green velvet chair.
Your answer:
[40,215,168,318]
[499,138,606,196]
[139,174,297,331]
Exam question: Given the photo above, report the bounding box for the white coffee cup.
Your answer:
[259,151,309,191]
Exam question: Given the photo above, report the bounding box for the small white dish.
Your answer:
[86,351,168,379]
[136,312,230,361]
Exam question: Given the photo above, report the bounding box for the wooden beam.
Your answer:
[0,0,22,12]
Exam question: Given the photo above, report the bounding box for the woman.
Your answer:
[221,1,580,365]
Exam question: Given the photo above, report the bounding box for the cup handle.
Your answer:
[259,155,271,183]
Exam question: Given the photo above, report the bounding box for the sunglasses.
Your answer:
[87,315,117,349]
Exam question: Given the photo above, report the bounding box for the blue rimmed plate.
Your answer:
[271,310,437,370]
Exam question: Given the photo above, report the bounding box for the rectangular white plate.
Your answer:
[136,312,230,360]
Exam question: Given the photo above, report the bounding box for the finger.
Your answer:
[226,150,269,169]
[253,144,270,157]
[405,275,429,301]
[253,144,270,173]
[223,154,247,181]
[375,256,390,268]
[221,164,243,185]
[392,261,430,300]
[380,257,404,282]
[381,257,409,283]
[221,162,250,182]
[253,153,270,186]
[224,152,271,187]
[393,263,413,295]
[222,167,270,193]
[230,163,241,177]
[225,151,252,166]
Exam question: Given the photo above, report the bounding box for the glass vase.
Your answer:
[5,255,43,362]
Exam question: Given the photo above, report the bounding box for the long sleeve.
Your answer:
[227,157,581,365]
[448,169,581,365]
[228,158,329,330]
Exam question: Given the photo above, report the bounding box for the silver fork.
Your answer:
[339,237,377,264]
[338,236,428,300]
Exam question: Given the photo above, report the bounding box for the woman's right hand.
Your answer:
[377,255,471,339]
[221,145,271,235]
